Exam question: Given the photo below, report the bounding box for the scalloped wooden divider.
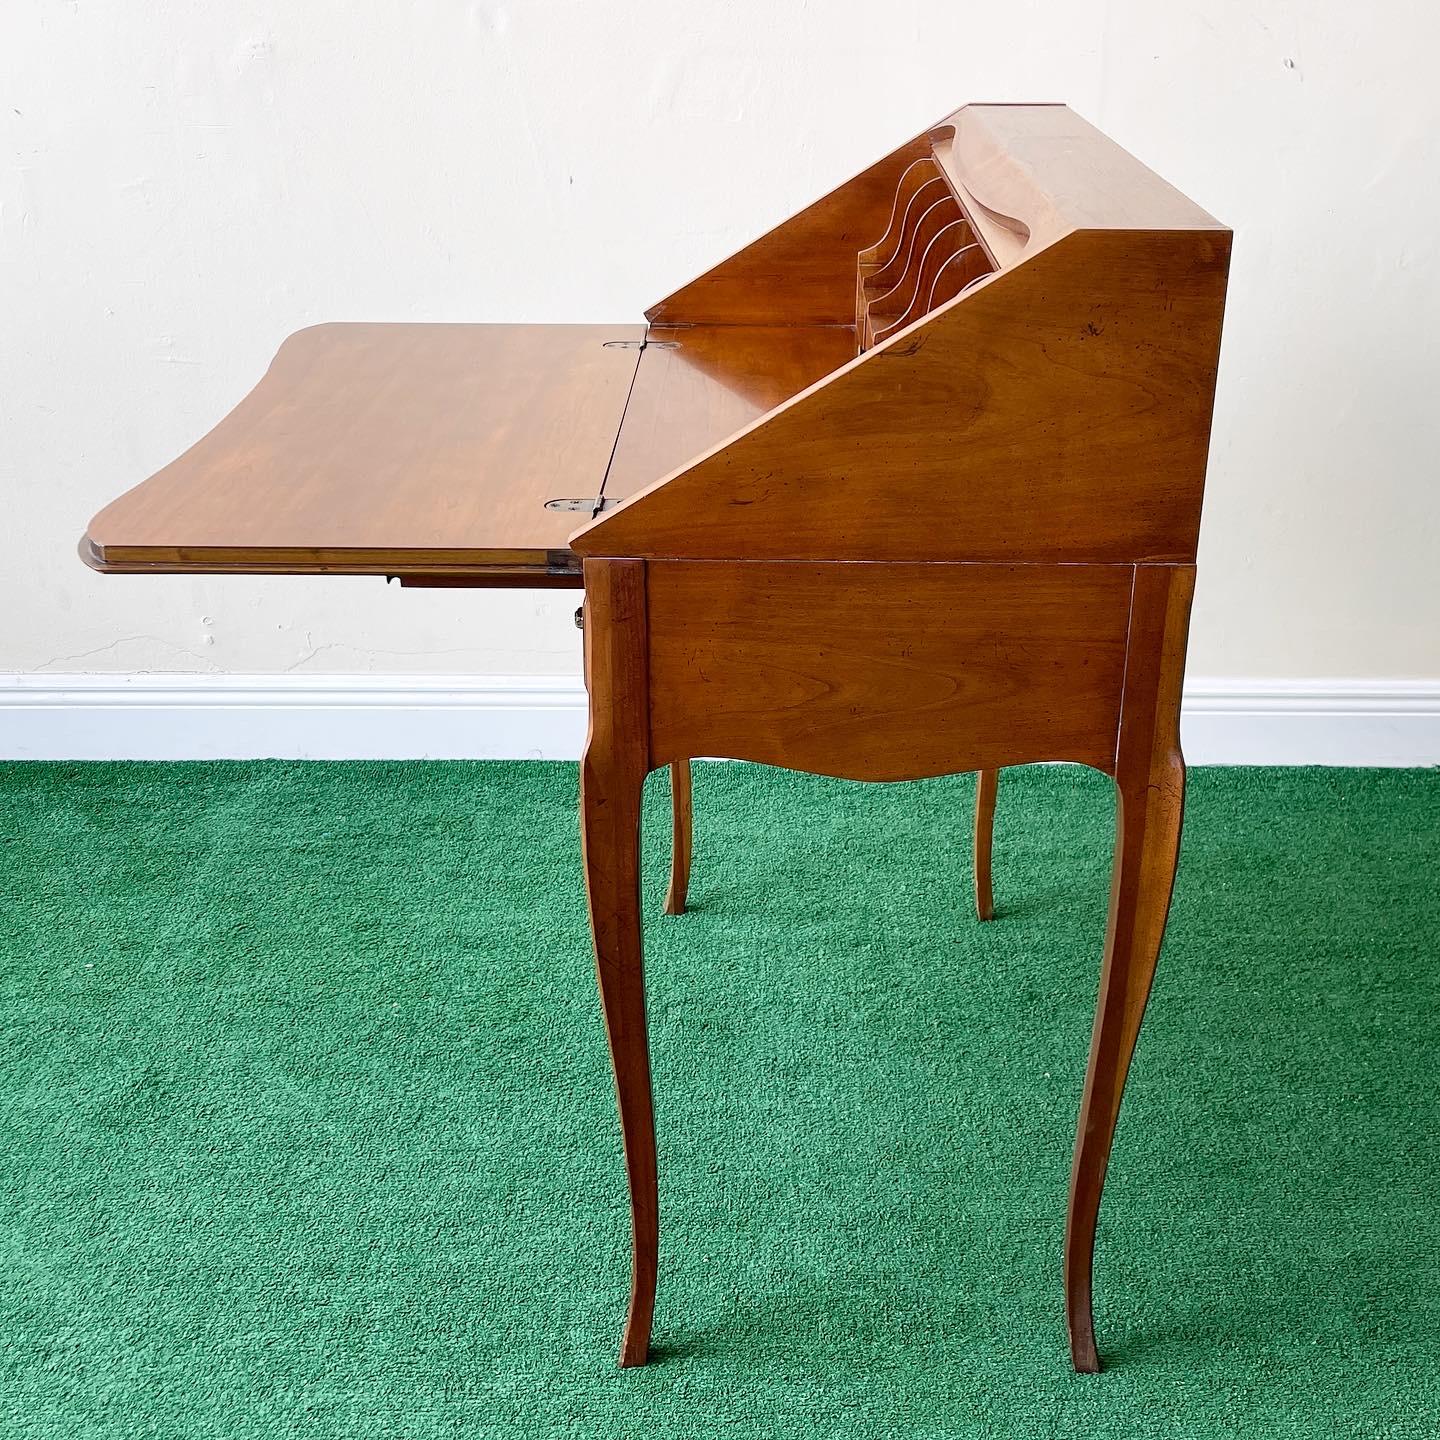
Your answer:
[856,150,997,351]
[874,234,990,344]
[859,158,941,269]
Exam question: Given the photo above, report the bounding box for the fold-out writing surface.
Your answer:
[601,325,855,507]
[83,322,644,580]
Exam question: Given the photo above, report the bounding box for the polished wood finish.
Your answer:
[84,323,643,579]
[80,103,1228,1375]
[860,161,947,272]
[573,103,1226,1372]
[646,138,932,325]
[572,231,1228,565]
[579,559,658,1368]
[664,761,693,917]
[603,326,855,506]
[602,560,1198,1373]
[1066,564,1194,1372]
[932,105,1224,264]
[646,563,1131,781]
[974,768,998,922]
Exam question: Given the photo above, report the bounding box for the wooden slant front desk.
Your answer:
[82,103,1230,1372]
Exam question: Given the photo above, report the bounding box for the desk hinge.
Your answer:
[545,497,620,513]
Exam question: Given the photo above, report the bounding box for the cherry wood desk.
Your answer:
[82,103,1230,1372]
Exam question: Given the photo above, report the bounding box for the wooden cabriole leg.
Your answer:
[664,760,693,916]
[1065,565,1195,1373]
[580,559,659,1368]
[973,767,999,921]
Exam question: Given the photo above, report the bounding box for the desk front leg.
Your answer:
[1065,565,1194,1372]
[580,559,659,1367]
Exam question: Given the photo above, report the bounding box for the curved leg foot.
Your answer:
[1066,568,1193,1373]
[1065,753,1184,1371]
[974,768,999,921]
[583,754,657,1367]
[581,560,658,1368]
[663,760,692,916]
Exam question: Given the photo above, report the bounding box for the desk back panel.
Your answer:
[645,138,932,326]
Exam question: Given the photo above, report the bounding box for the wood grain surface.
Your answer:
[603,325,855,504]
[645,138,932,325]
[646,562,1133,781]
[663,760,693,917]
[574,229,1230,565]
[84,323,644,578]
[579,559,659,1368]
[974,768,999,921]
[933,104,1226,265]
[1065,564,1195,1373]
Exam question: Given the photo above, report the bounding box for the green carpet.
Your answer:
[1,762,1437,1438]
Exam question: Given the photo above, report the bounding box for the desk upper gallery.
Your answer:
[82,102,1231,1373]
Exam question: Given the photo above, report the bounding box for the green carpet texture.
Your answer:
[2,761,1438,1438]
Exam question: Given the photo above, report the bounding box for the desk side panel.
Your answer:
[575,229,1230,565]
[646,560,1132,781]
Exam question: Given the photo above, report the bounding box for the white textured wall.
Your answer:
[4,1,1438,682]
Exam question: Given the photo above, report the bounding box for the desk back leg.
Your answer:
[664,761,693,916]
[973,768,999,920]
[580,559,659,1367]
[1065,565,1194,1372]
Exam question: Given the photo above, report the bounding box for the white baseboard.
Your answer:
[1,674,1437,766]
[1179,679,1440,766]
[0,675,588,762]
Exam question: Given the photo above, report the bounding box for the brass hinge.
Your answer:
[544,497,619,513]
